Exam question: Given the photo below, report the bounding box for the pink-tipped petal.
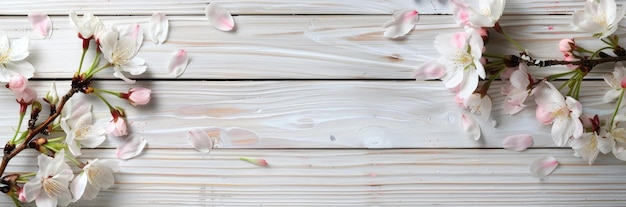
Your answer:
[530,156,558,178]
[240,157,269,167]
[502,134,534,151]
[168,49,189,78]
[414,62,444,80]
[205,3,235,31]
[382,10,419,38]
[187,128,214,153]
[461,113,481,140]
[116,136,147,160]
[28,13,52,39]
[149,12,169,44]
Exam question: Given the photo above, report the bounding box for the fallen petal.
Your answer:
[149,12,169,44]
[530,156,558,178]
[383,9,419,38]
[461,113,481,140]
[240,157,269,167]
[187,128,213,153]
[502,134,533,151]
[168,49,189,78]
[28,13,52,39]
[116,136,147,160]
[205,3,235,31]
[413,62,444,80]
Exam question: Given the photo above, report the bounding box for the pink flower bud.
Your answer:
[15,87,37,105]
[621,76,626,88]
[18,187,26,203]
[121,87,152,106]
[107,117,128,137]
[559,38,575,55]
[6,75,28,92]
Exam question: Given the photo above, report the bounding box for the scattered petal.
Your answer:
[168,49,189,78]
[149,12,169,44]
[116,136,147,160]
[414,62,444,80]
[187,128,214,153]
[28,13,52,39]
[461,113,481,140]
[530,156,558,179]
[383,10,419,38]
[240,157,269,167]
[502,134,534,151]
[205,3,235,31]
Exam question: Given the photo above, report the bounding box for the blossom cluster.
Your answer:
[384,0,626,176]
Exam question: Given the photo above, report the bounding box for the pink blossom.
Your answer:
[121,87,152,106]
[15,87,36,105]
[534,81,583,146]
[6,75,27,92]
[559,38,576,56]
[107,117,127,137]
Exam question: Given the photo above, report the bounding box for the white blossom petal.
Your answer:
[205,3,235,31]
[70,173,88,201]
[116,136,147,160]
[149,12,169,44]
[28,13,53,39]
[168,49,189,78]
[502,134,533,151]
[530,156,558,178]
[461,113,481,140]
[382,10,419,38]
[413,62,444,80]
[9,37,30,61]
[188,128,214,153]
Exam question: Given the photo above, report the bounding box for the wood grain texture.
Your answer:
[2,149,625,206]
[0,15,621,80]
[0,80,614,149]
[0,0,597,15]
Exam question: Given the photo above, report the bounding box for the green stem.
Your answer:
[92,92,115,110]
[85,51,101,76]
[77,48,88,74]
[483,53,506,59]
[9,113,25,144]
[499,29,525,51]
[610,89,626,130]
[85,63,112,78]
[547,70,578,82]
[590,46,613,59]
[94,88,121,97]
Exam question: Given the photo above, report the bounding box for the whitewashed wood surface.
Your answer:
[1,0,625,206]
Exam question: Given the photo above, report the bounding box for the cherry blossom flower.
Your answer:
[571,129,613,165]
[0,31,34,82]
[149,12,169,44]
[23,150,74,207]
[107,117,127,137]
[559,38,576,56]
[572,0,626,38]
[502,134,534,151]
[205,3,235,31]
[452,0,505,28]
[382,9,419,38]
[28,13,53,39]
[530,156,558,178]
[61,102,106,156]
[501,64,533,115]
[434,28,485,98]
[462,93,492,121]
[15,87,37,105]
[99,24,147,83]
[120,87,152,106]
[69,11,103,40]
[70,159,119,200]
[168,49,189,78]
[602,62,626,103]
[534,81,583,146]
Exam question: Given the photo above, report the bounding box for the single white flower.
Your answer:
[61,101,106,156]
[572,0,626,38]
[0,31,34,82]
[602,62,626,103]
[570,129,613,165]
[70,159,119,201]
[463,93,492,121]
[534,81,584,146]
[69,11,103,40]
[435,28,485,98]
[611,127,626,160]
[23,150,74,207]
[99,24,147,83]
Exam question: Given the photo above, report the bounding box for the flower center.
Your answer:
[73,127,90,140]
[111,45,133,65]
[551,107,570,118]
[42,177,64,197]
[0,49,12,64]
[454,52,473,67]
[87,167,104,186]
[593,12,608,27]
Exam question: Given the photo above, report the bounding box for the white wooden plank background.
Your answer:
[0,0,625,206]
